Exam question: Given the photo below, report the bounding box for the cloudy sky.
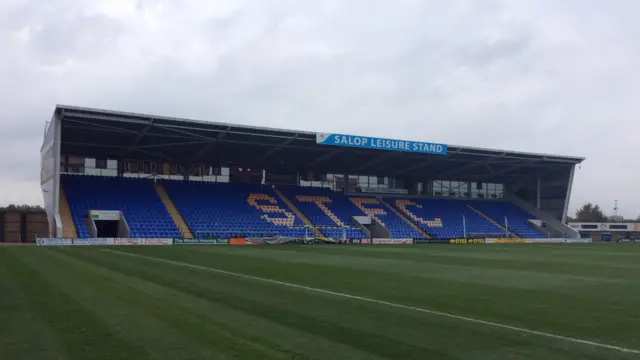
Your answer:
[1,0,639,217]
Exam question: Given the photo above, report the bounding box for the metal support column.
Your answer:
[536,173,541,209]
[561,165,576,224]
[343,173,349,194]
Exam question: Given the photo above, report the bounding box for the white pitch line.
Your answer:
[102,249,640,355]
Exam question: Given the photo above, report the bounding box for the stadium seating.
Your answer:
[163,181,310,239]
[62,174,546,240]
[348,196,424,239]
[469,201,547,238]
[278,186,422,238]
[386,197,507,239]
[277,186,368,239]
[62,175,181,238]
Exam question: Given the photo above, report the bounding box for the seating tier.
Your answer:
[62,175,180,238]
[387,198,506,239]
[470,201,546,238]
[163,181,309,238]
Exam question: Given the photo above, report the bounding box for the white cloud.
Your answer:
[0,0,638,217]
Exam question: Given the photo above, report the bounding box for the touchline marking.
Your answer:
[103,249,639,355]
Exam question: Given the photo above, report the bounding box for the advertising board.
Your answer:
[89,210,121,221]
[245,238,265,245]
[316,133,448,155]
[486,238,529,244]
[36,238,173,246]
[140,238,172,245]
[412,237,594,245]
[414,238,485,244]
[418,238,447,244]
[448,238,486,244]
[229,237,246,245]
[564,238,592,244]
[36,238,74,246]
[73,238,114,246]
[174,238,229,245]
[372,238,413,244]
[113,238,139,245]
[114,238,173,245]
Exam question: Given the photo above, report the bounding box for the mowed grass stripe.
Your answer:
[1,248,153,360]
[91,248,610,360]
[0,255,66,360]
[42,248,308,360]
[16,248,227,360]
[213,244,640,277]
[5,246,640,359]
[145,245,640,344]
[105,248,640,358]
[193,246,637,287]
[53,247,384,360]
[72,248,459,359]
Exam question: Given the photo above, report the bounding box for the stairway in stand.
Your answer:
[467,205,518,238]
[272,187,324,237]
[155,183,193,238]
[59,186,78,238]
[381,199,430,238]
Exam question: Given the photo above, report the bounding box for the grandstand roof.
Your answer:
[54,105,584,185]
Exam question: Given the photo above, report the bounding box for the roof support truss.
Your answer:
[429,161,485,178]
[65,119,139,135]
[395,157,445,176]
[352,152,399,174]
[125,118,154,154]
[56,106,583,192]
[194,126,232,159]
[307,149,343,168]
[252,133,299,164]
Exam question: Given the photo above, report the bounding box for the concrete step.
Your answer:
[272,187,324,238]
[381,199,430,239]
[155,183,194,238]
[59,186,78,238]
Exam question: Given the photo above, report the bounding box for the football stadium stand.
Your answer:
[39,105,585,241]
[388,197,504,239]
[470,201,547,238]
[163,181,311,239]
[60,174,547,240]
[278,186,426,239]
[348,196,424,239]
[62,175,181,238]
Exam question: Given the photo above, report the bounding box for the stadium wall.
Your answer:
[1,210,48,242]
[34,236,593,246]
[40,113,62,237]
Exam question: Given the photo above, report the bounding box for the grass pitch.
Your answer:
[2,244,640,360]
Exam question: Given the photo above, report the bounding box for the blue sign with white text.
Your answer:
[316,133,448,155]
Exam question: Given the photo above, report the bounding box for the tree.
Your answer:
[575,203,607,222]
[0,204,44,212]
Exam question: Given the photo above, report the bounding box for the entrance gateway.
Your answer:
[88,210,129,238]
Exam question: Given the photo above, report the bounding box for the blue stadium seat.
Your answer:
[62,174,545,241]
[469,201,547,238]
[62,175,181,238]
[386,197,507,239]
[279,186,422,239]
[348,195,424,239]
[163,181,309,238]
[278,186,369,239]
